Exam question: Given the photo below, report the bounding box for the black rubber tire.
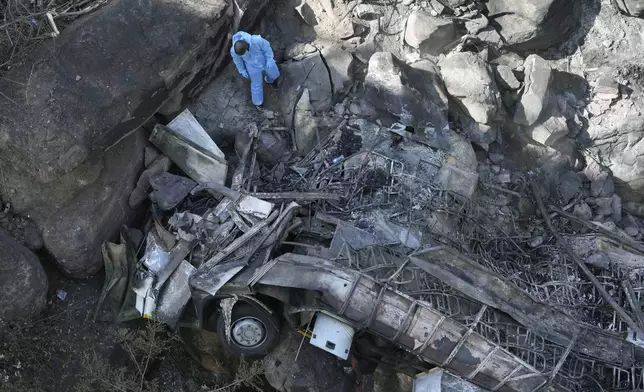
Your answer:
[216,302,280,358]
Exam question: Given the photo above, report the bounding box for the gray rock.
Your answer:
[349,102,362,116]
[466,15,489,35]
[440,52,501,124]
[489,153,505,165]
[525,109,569,147]
[23,223,44,251]
[39,130,147,277]
[284,43,318,60]
[594,73,620,101]
[574,202,593,221]
[591,172,615,198]
[278,53,333,128]
[495,65,521,90]
[485,0,581,50]
[477,26,504,47]
[333,103,346,116]
[558,171,582,203]
[625,226,640,237]
[265,330,349,392]
[584,115,644,201]
[0,233,48,320]
[293,89,319,156]
[321,46,355,101]
[458,115,499,150]
[353,4,385,20]
[404,11,456,55]
[615,0,644,17]
[621,212,639,229]
[595,197,614,216]
[0,0,267,185]
[364,53,449,130]
[492,52,526,70]
[514,55,552,126]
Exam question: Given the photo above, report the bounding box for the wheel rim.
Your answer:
[231,317,267,348]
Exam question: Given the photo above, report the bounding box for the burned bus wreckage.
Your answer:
[97,110,644,392]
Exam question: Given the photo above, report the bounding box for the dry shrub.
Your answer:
[0,0,108,73]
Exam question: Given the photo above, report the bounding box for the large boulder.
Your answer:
[321,46,355,101]
[440,52,501,124]
[264,330,350,392]
[440,52,502,148]
[615,0,644,17]
[0,0,266,185]
[585,114,644,202]
[404,11,456,55]
[364,52,449,130]
[514,55,552,126]
[0,0,267,277]
[278,53,333,128]
[0,233,48,321]
[28,130,145,277]
[486,0,581,50]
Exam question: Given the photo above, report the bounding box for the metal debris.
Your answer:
[100,111,644,391]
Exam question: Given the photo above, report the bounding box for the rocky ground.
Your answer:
[3,0,644,391]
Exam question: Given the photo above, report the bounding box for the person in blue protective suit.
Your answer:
[231,31,280,108]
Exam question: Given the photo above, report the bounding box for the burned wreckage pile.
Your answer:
[97,109,644,392]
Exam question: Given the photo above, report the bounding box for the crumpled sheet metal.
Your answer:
[142,230,170,274]
[156,260,197,329]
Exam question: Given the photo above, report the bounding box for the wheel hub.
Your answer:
[231,317,266,347]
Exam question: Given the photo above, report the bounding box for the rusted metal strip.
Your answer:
[339,275,361,316]
[392,300,418,342]
[530,330,580,392]
[492,365,524,391]
[415,314,446,355]
[442,305,488,367]
[367,284,388,329]
[467,346,500,380]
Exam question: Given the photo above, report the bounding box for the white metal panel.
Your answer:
[310,313,355,360]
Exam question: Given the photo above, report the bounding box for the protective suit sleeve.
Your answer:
[231,47,248,78]
[258,36,276,68]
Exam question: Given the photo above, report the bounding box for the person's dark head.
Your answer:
[234,40,249,55]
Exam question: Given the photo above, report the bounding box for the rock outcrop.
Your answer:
[364,52,449,130]
[0,233,48,321]
[0,0,267,277]
[585,114,644,202]
[278,53,333,127]
[486,0,581,50]
[440,52,502,148]
[440,52,501,124]
[404,10,456,55]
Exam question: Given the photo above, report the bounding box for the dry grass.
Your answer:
[0,0,109,73]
